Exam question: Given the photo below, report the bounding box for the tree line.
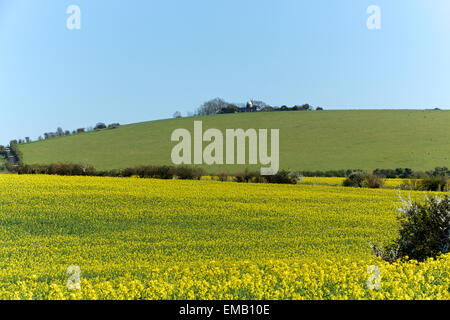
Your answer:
[173,97,324,118]
[8,122,120,145]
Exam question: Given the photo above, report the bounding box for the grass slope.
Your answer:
[19,110,450,172]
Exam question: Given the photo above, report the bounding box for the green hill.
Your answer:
[18,110,450,173]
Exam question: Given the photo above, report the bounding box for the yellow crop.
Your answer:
[0,175,447,300]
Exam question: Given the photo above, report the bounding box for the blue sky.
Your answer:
[1,0,450,143]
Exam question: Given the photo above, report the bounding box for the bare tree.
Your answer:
[173,111,182,118]
[196,98,229,116]
[251,100,269,109]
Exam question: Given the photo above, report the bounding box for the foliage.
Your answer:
[372,194,450,263]
[343,173,384,189]
[264,170,299,184]
[172,166,205,180]
[420,176,449,192]
[197,98,230,116]
[173,111,182,118]
[218,105,239,114]
[16,163,95,176]
[14,164,299,185]
[362,174,384,189]
[233,169,264,183]
[9,140,23,165]
[373,168,416,179]
[400,179,423,191]
[95,123,107,130]
[343,172,366,188]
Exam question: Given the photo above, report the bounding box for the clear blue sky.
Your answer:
[1,0,450,144]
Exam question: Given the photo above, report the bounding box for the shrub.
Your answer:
[172,166,204,180]
[9,140,23,165]
[16,163,96,176]
[362,174,384,189]
[420,176,448,192]
[217,173,229,182]
[233,169,263,183]
[49,163,96,176]
[343,172,384,189]
[372,193,450,262]
[343,172,366,188]
[134,165,173,179]
[264,170,299,185]
[400,179,422,191]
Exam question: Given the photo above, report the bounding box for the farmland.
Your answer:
[18,110,450,173]
[0,174,448,300]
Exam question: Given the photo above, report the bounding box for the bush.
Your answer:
[135,165,173,179]
[343,172,366,188]
[372,194,450,262]
[217,173,229,182]
[172,166,204,180]
[420,176,448,192]
[232,169,298,184]
[400,179,422,191]
[264,170,299,185]
[16,163,96,176]
[362,174,384,189]
[343,172,384,189]
[9,140,23,165]
[107,123,120,129]
[233,169,263,183]
[50,163,96,176]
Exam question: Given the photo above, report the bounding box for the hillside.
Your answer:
[18,110,450,173]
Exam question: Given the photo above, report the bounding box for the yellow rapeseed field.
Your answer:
[0,175,448,300]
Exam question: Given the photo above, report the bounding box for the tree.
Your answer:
[219,104,239,114]
[25,137,31,143]
[95,123,107,130]
[251,100,269,110]
[197,98,229,116]
[301,104,312,111]
[57,127,64,136]
[173,111,182,118]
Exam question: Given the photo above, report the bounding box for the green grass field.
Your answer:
[18,110,450,173]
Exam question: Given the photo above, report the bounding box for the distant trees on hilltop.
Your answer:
[8,122,121,146]
[188,98,324,117]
